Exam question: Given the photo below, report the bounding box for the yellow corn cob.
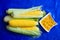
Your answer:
[9,19,37,27]
[6,6,41,14]
[7,26,41,36]
[6,6,45,18]
[13,9,45,18]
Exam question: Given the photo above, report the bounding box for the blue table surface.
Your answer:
[0,0,60,40]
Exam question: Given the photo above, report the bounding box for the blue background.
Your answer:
[0,0,60,40]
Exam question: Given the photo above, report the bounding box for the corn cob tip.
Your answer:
[6,9,13,14]
[4,16,12,22]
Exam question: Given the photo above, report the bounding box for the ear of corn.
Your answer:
[6,6,42,14]
[12,9,45,18]
[4,15,39,23]
[9,19,38,27]
[6,6,45,18]
[7,26,41,36]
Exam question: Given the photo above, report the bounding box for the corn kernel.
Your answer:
[39,13,57,32]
